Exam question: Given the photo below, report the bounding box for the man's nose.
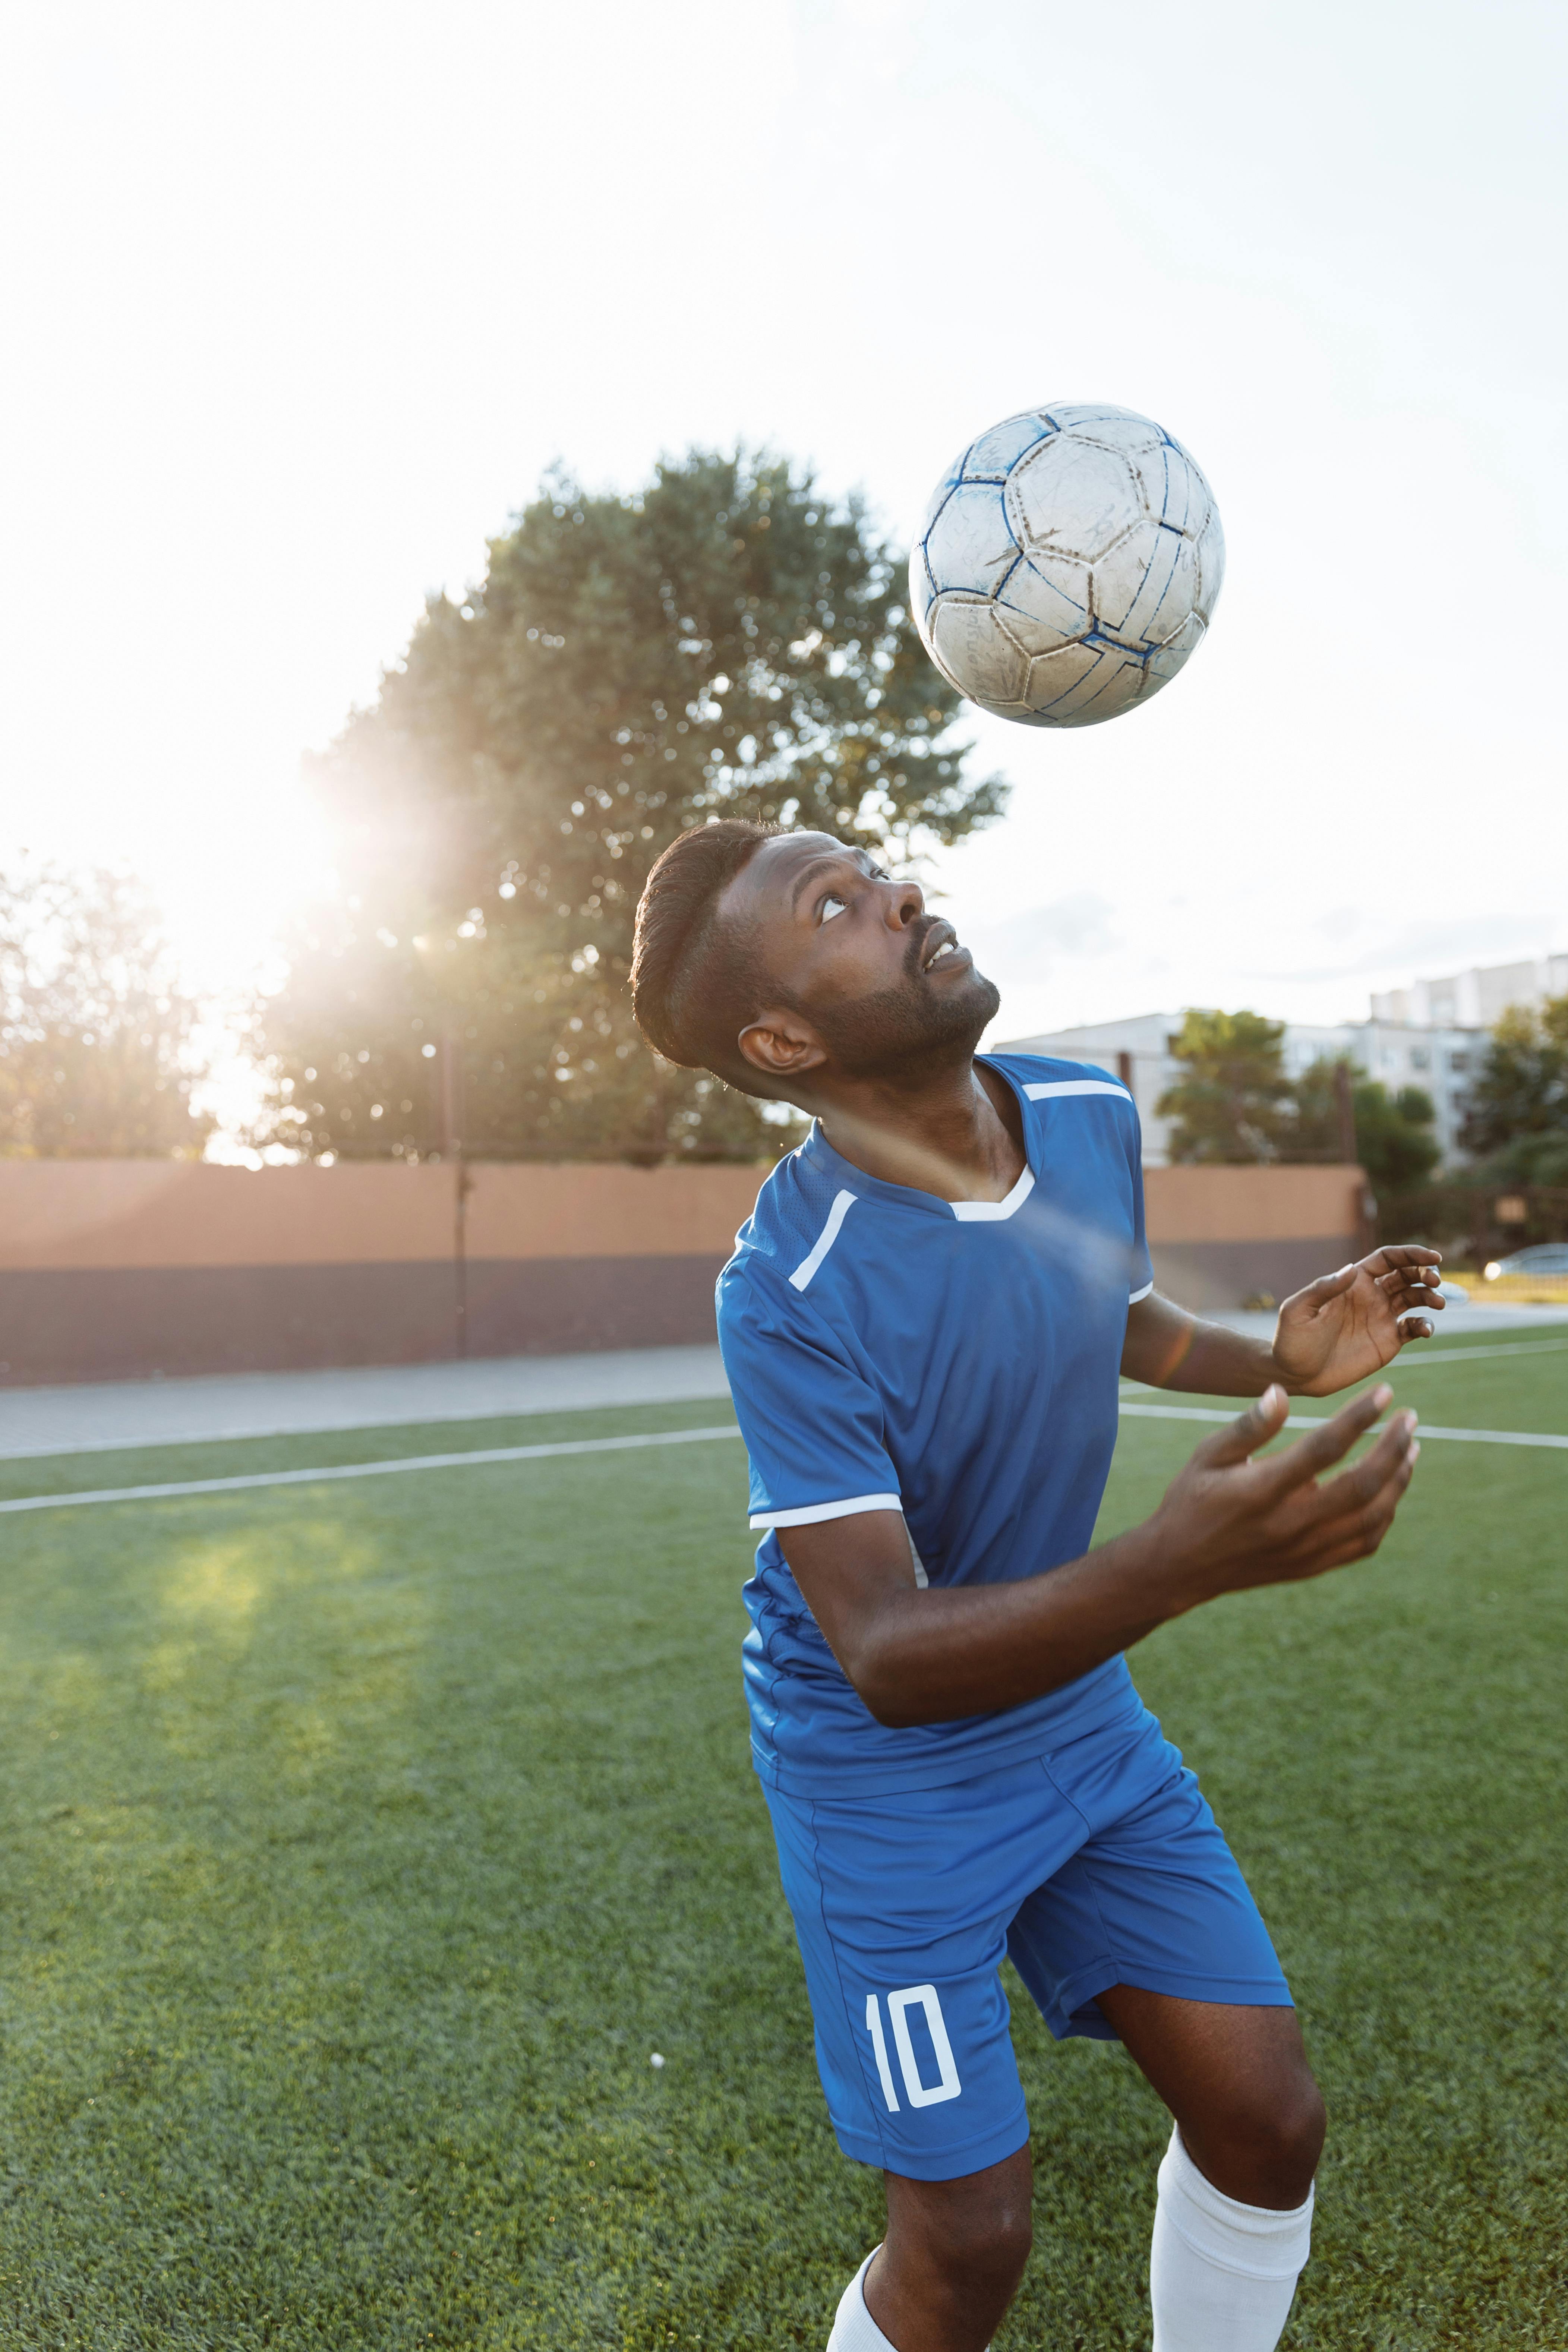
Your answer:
[884,876,924,928]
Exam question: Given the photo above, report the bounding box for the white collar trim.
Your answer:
[949,1164,1036,1222]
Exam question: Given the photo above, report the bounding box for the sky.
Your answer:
[2,0,1564,1138]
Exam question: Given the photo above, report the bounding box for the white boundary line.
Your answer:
[1,1401,1565,1519]
[1345,1338,1568,1370]
[1116,1403,1568,1449]
[0,1425,744,1516]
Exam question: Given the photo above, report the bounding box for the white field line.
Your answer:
[1116,1403,1568,1449]
[1120,1339,1568,1398]
[1340,1337,1568,1370]
[0,1425,744,1516]
[4,1341,1558,1473]
[2,1401,1565,1520]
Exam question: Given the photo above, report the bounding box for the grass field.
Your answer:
[2,1333,1565,2349]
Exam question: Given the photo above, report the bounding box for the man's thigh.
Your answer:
[1004,1707,1294,2042]
[762,1759,1084,2182]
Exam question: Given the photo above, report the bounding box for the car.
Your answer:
[1485,1243,1568,1278]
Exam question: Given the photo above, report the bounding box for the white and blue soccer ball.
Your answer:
[909,404,1224,728]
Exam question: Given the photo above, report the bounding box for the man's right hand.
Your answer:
[1150,1382,1420,1607]
[779,1383,1420,1729]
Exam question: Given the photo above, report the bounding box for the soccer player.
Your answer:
[629,821,1438,2352]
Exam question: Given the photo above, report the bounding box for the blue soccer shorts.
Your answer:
[762,1692,1291,2181]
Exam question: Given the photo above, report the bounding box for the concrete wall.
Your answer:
[0,1161,767,1387]
[0,1158,1366,1386]
[1143,1164,1367,1312]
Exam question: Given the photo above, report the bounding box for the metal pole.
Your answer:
[442,1023,468,1361]
[1334,1060,1358,1166]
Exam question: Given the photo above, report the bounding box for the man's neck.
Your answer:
[811,1055,1027,1206]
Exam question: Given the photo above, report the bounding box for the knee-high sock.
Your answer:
[826,2251,898,2351]
[1150,2127,1314,2352]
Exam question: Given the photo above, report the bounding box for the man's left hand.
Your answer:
[1271,1245,1446,1396]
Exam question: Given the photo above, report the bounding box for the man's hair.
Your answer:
[630,819,782,1090]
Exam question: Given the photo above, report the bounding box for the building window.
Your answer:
[1449,1051,1469,1072]
[1410,1046,1430,1069]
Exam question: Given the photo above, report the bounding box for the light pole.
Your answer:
[440,1022,470,1360]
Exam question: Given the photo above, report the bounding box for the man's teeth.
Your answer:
[925,940,958,969]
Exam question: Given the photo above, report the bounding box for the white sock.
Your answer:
[826,2250,897,2351]
[1149,2126,1314,2352]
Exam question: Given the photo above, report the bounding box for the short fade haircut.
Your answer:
[630,819,783,1093]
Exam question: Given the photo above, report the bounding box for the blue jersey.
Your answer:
[716,1054,1154,1798]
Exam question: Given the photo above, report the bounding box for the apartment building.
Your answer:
[999,1012,1482,1168]
[1001,955,1565,1168]
[1372,954,1568,1031]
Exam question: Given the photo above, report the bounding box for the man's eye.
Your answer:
[819,894,849,924]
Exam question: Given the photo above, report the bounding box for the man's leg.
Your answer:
[830,1995,1320,2352]
[1098,1988,1322,2352]
[826,2144,1032,2352]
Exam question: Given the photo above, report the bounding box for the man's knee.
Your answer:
[886,2153,1034,2299]
[1203,2063,1325,2206]
[936,2196,1033,2289]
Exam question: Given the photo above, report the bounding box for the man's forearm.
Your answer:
[1123,1292,1291,1396]
[840,1524,1210,1728]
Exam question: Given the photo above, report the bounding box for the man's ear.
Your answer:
[738,1007,828,1083]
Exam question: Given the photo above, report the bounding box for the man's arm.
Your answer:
[779,1384,1418,1728]
[1121,1246,1447,1398]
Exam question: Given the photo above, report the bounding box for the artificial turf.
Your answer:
[1,1331,1564,2347]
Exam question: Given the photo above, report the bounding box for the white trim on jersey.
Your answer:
[1022,1079,1132,1101]
[790,1187,858,1291]
[1129,1279,1155,1303]
[749,1491,901,1530]
[949,1165,1035,1222]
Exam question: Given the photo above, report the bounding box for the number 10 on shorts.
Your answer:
[866,1985,962,2112]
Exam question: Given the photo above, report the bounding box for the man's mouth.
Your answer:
[921,922,966,973]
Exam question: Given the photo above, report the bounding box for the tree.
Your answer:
[1288,1058,1441,1191]
[0,863,212,1157]
[252,449,1004,1162]
[1460,995,1568,1186]
[1156,1010,1294,1164]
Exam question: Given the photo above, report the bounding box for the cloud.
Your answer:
[1246,908,1558,988]
[963,894,1120,983]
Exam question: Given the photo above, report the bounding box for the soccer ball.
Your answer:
[909,404,1224,728]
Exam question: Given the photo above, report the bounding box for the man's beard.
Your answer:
[808,923,1001,1085]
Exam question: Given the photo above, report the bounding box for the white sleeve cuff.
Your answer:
[1129,1279,1154,1303]
[749,1491,901,1530]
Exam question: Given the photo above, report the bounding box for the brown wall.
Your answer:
[0,1159,767,1272]
[0,1159,1365,1387]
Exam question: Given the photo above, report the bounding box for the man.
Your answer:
[629,820,1438,2352]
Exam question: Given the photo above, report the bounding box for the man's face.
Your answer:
[719,831,1000,1089]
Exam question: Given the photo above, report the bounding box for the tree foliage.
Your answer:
[1158,1017,1441,1186]
[1460,995,1568,1186]
[252,449,1003,1162]
[1155,1010,1295,1164]
[0,864,211,1158]
[1290,1058,1441,1192]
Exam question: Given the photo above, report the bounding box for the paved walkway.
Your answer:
[0,1346,730,1461]
[3,1304,1564,1462]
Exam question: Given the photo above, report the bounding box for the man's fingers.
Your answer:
[1361,1243,1443,1275]
[1195,1383,1291,1467]
[1299,1449,1419,1573]
[1304,1433,1420,1561]
[1378,1269,1445,1303]
[1397,1314,1434,1342]
[1312,1408,1419,1516]
[1261,1383,1393,1492]
[1280,1264,1357,1319]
